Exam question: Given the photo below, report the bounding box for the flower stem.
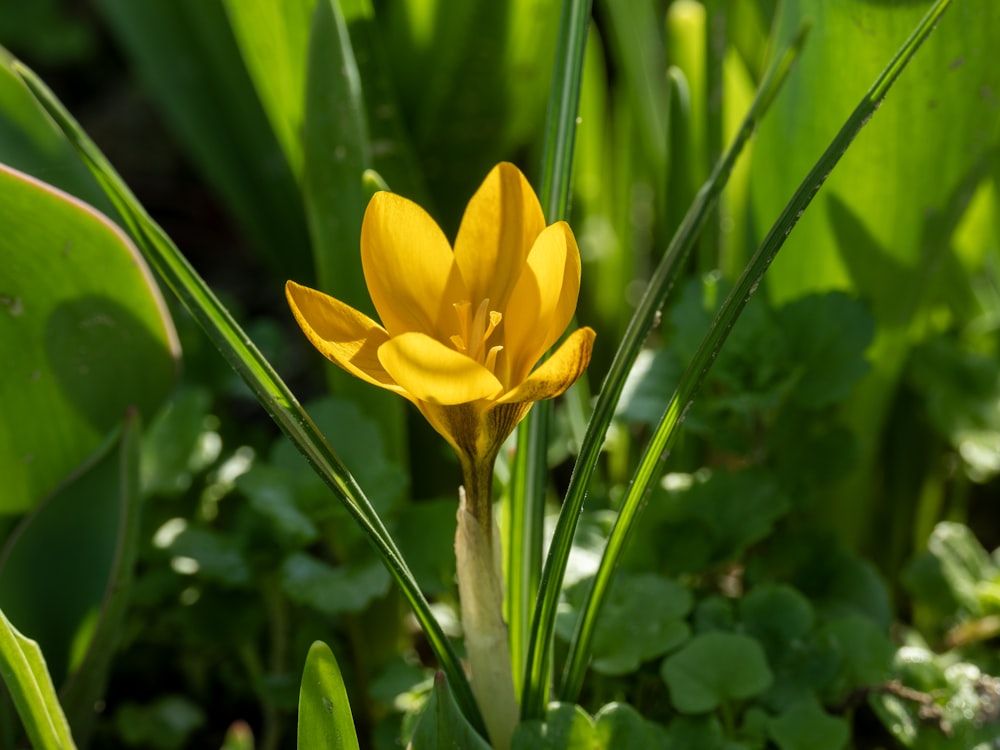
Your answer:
[456,471,518,750]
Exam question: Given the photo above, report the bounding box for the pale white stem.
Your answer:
[455,489,518,750]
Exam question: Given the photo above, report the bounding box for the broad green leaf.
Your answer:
[766,698,849,750]
[0,606,75,750]
[739,584,815,659]
[167,527,253,587]
[750,0,1000,549]
[0,413,138,709]
[818,615,894,699]
[297,641,360,750]
[660,632,774,713]
[511,703,596,750]
[593,702,670,749]
[221,0,314,178]
[409,672,490,750]
[237,464,319,547]
[140,386,216,497]
[90,0,312,279]
[0,163,178,513]
[279,553,390,617]
[57,413,143,744]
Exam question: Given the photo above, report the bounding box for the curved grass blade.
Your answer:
[520,22,809,719]
[508,0,593,699]
[558,0,954,702]
[0,607,76,750]
[11,62,485,736]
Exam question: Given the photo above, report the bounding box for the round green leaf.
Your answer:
[0,163,178,513]
[767,698,849,750]
[661,632,774,713]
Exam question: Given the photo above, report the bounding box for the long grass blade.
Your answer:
[12,61,485,735]
[508,0,592,700]
[520,22,809,719]
[558,0,953,702]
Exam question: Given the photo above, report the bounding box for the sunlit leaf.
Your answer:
[0,163,178,513]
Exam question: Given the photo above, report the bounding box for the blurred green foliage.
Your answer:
[0,0,998,748]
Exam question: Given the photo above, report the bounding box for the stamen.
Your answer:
[484,345,503,373]
[449,297,504,373]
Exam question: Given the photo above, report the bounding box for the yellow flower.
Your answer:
[285,162,594,498]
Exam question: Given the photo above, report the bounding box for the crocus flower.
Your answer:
[287,162,593,749]
[286,162,595,514]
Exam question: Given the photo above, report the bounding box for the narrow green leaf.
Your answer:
[301,0,406,464]
[511,0,591,708]
[297,641,360,750]
[0,606,76,750]
[560,0,952,703]
[11,62,484,734]
[221,0,314,178]
[538,24,808,710]
[90,0,312,278]
[0,47,111,215]
[0,162,178,513]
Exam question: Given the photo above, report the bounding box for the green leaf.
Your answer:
[221,0,313,178]
[557,573,691,676]
[766,697,849,750]
[168,527,253,588]
[927,522,997,616]
[280,553,390,617]
[90,0,312,278]
[819,615,894,698]
[140,386,215,497]
[297,641,360,750]
[0,48,110,214]
[114,695,205,750]
[660,632,774,713]
[740,584,815,659]
[409,672,490,750]
[58,413,143,743]
[776,293,874,409]
[0,163,178,513]
[237,464,319,547]
[0,409,142,741]
[654,471,792,573]
[511,703,596,750]
[0,606,75,750]
[594,702,671,749]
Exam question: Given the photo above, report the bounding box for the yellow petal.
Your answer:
[361,191,467,339]
[453,163,546,312]
[378,332,504,405]
[503,222,582,384]
[499,327,595,404]
[285,281,406,394]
